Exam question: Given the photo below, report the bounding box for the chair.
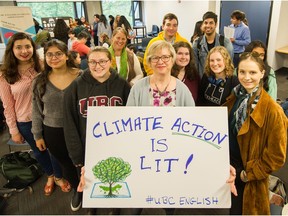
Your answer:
[137,37,153,52]
[147,25,159,37]
[7,139,30,153]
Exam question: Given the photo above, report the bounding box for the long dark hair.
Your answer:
[244,40,272,92]
[118,15,132,30]
[33,39,77,99]
[172,41,198,81]
[0,32,41,84]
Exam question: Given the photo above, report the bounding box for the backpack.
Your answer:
[0,100,5,133]
[0,151,43,189]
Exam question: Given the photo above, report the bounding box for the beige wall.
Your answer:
[85,1,101,24]
[0,1,15,6]
[268,0,288,70]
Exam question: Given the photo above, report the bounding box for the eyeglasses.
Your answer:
[88,59,110,67]
[45,52,64,59]
[150,55,171,63]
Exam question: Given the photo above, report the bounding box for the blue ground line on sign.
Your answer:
[171,132,221,149]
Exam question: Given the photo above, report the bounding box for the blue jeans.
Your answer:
[17,121,62,178]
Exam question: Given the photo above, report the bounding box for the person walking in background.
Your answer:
[197,46,239,106]
[108,15,115,31]
[92,14,100,46]
[190,20,203,43]
[143,13,189,76]
[97,14,112,44]
[117,15,135,44]
[243,40,277,100]
[108,27,143,86]
[53,18,70,45]
[32,39,81,211]
[172,41,200,102]
[193,11,234,79]
[229,10,251,67]
[224,52,287,214]
[0,32,65,197]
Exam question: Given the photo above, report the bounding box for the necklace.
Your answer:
[155,77,171,96]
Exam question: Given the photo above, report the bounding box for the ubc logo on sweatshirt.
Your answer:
[79,96,123,117]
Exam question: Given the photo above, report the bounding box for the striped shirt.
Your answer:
[0,67,37,135]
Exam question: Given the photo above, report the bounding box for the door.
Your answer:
[219,1,272,45]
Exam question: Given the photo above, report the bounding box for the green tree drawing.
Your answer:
[92,157,132,197]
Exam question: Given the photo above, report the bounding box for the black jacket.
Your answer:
[63,69,131,165]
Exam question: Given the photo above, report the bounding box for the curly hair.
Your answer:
[204,46,234,78]
[172,41,198,81]
[0,32,41,84]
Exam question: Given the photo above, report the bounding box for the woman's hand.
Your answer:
[11,132,25,144]
[227,165,238,196]
[36,138,46,151]
[77,166,86,192]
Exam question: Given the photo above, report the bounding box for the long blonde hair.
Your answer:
[204,46,234,77]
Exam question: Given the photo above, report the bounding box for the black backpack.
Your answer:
[0,151,43,189]
[0,100,5,133]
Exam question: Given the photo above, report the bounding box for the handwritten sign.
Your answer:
[83,107,231,208]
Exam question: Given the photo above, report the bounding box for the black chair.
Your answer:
[147,25,159,37]
[137,37,153,52]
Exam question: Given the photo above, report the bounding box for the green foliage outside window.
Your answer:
[101,0,133,25]
[17,2,75,25]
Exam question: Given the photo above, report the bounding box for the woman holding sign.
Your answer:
[63,46,130,214]
[224,52,287,214]
[126,40,194,107]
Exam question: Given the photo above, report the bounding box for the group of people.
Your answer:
[0,9,286,216]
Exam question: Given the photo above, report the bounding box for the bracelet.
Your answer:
[240,170,248,182]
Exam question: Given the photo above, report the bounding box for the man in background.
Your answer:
[143,13,189,76]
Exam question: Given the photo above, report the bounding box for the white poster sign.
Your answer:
[83,107,231,208]
[0,6,36,45]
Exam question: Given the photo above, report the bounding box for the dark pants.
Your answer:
[43,125,80,190]
[233,53,242,68]
[17,121,62,177]
[93,32,98,46]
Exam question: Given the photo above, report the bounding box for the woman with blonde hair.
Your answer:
[197,46,239,106]
[108,27,143,86]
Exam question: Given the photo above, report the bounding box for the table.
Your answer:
[276,45,288,54]
[276,45,288,79]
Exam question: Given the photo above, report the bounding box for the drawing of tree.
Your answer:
[92,157,132,197]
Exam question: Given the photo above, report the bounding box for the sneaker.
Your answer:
[71,191,82,212]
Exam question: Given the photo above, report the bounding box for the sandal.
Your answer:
[54,177,71,193]
[44,175,55,196]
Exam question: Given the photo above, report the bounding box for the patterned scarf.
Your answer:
[233,84,260,133]
[108,45,128,79]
